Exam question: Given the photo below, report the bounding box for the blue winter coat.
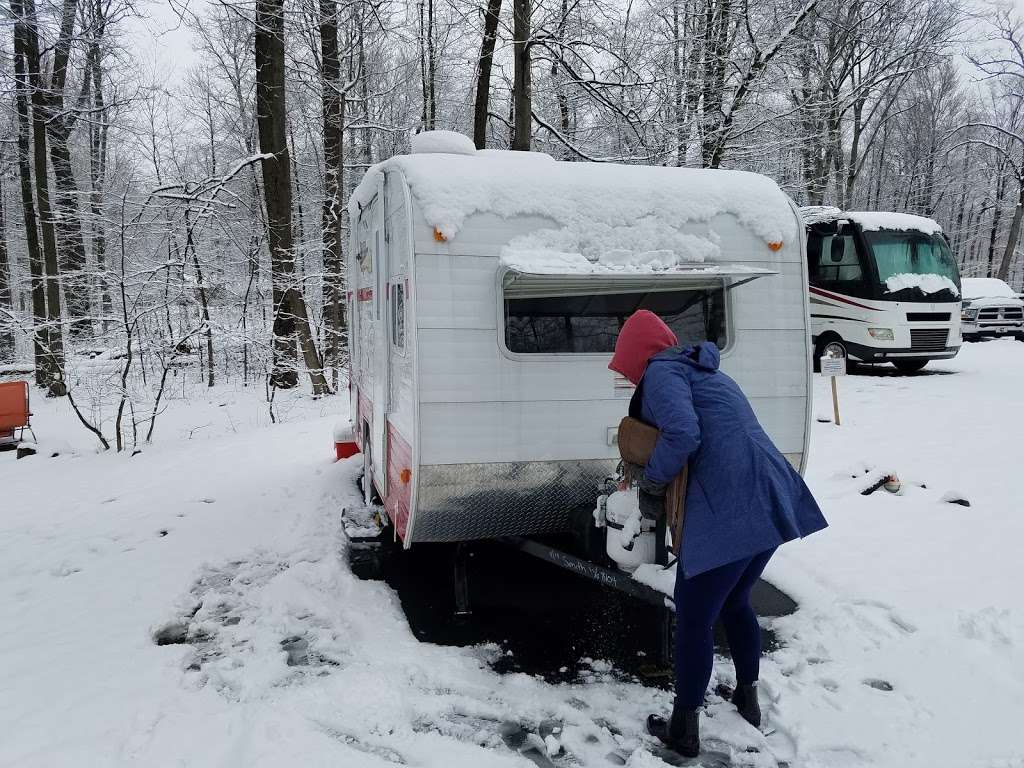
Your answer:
[637,343,827,578]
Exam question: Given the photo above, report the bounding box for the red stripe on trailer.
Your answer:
[357,287,374,302]
[385,425,413,542]
[808,286,876,311]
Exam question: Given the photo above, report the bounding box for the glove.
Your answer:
[637,474,667,521]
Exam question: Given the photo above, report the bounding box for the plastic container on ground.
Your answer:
[334,421,359,461]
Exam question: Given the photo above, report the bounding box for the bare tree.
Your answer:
[11,0,67,395]
[512,0,532,150]
[255,0,330,394]
[473,0,503,149]
[0,171,13,363]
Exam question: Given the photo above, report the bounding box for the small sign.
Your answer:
[820,355,845,426]
[820,357,846,377]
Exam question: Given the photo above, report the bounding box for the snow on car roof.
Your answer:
[799,207,943,235]
[961,277,1019,300]
[350,135,798,269]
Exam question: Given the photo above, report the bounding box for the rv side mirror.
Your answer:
[830,238,846,263]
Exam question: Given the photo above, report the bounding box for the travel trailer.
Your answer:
[800,207,962,373]
[346,132,813,553]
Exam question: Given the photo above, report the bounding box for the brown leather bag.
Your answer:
[617,416,688,555]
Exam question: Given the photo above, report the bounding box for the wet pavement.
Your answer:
[350,536,796,688]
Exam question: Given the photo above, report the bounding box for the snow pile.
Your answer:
[410,130,477,156]
[502,227,721,272]
[847,211,943,235]
[351,140,799,264]
[962,277,1018,300]
[885,273,960,296]
[501,249,773,276]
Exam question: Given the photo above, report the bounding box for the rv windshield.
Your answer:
[862,230,961,302]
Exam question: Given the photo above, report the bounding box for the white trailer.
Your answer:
[347,132,812,548]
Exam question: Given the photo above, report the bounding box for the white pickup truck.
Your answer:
[961,277,1024,341]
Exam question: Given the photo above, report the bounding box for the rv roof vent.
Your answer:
[411,130,477,156]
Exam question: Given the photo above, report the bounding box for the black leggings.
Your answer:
[673,548,776,708]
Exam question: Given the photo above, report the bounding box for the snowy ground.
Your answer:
[2,341,1022,767]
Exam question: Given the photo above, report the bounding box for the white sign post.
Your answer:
[820,355,846,425]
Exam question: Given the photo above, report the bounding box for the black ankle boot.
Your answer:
[731,683,761,728]
[646,705,700,757]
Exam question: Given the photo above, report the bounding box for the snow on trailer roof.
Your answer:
[799,206,943,235]
[351,132,799,270]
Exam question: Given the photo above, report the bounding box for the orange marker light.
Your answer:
[768,241,784,252]
[433,227,447,242]
[400,468,412,484]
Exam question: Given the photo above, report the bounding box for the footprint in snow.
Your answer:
[863,678,894,692]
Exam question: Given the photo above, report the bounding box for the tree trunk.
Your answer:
[88,0,113,330]
[0,177,13,363]
[700,0,731,167]
[986,161,1008,278]
[255,0,330,394]
[320,0,346,388]
[473,0,503,149]
[672,0,685,165]
[45,0,91,339]
[15,0,66,395]
[11,17,46,383]
[511,0,532,151]
[996,181,1024,283]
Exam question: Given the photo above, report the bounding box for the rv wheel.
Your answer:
[814,337,849,373]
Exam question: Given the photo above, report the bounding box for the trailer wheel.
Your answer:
[893,359,928,374]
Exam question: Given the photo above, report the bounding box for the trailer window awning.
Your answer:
[502,265,778,299]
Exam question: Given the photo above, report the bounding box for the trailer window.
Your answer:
[390,281,406,350]
[504,287,726,354]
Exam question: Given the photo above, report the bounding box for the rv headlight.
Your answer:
[868,328,895,341]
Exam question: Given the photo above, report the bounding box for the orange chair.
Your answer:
[0,380,33,445]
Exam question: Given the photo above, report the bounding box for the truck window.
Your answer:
[504,287,726,354]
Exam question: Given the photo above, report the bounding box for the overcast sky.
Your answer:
[127,0,1024,85]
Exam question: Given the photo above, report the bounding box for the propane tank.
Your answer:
[603,487,657,572]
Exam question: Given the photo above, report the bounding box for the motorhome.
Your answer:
[346,132,813,551]
[800,207,962,373]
